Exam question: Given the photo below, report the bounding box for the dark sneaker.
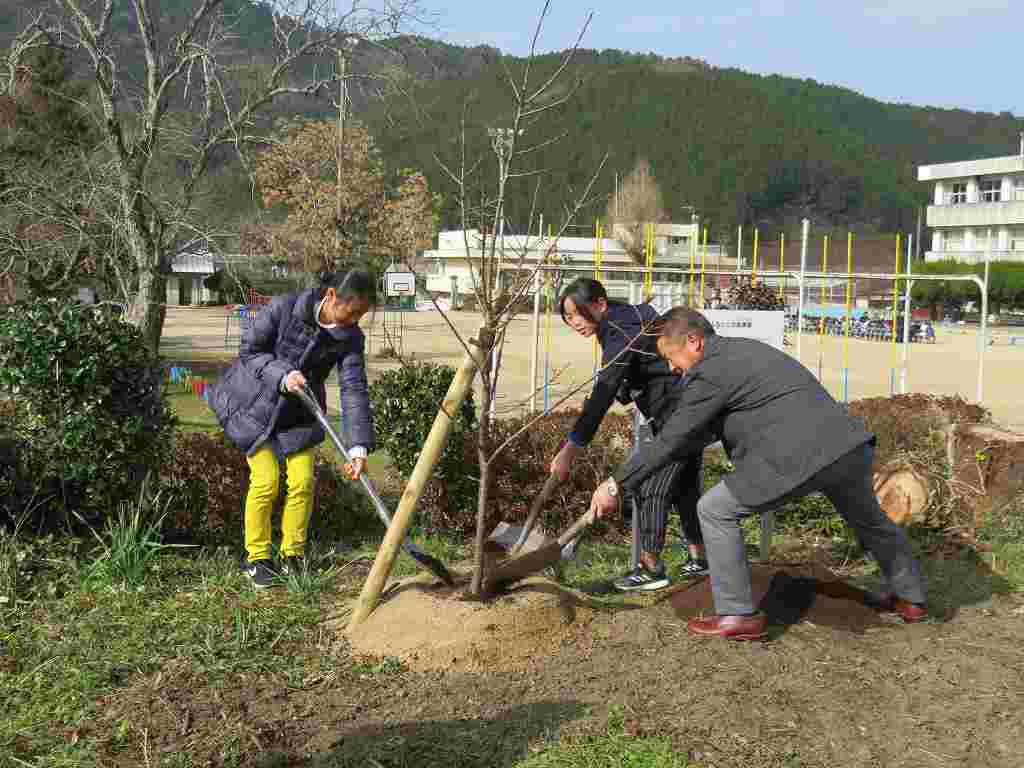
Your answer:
[678,557,709,578]
[245,559,278,589]
[614,565,670,592]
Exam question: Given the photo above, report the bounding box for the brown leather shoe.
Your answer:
[687,613,767,641]
[865,592,928,623]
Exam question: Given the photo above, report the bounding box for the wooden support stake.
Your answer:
[347,343,482,629]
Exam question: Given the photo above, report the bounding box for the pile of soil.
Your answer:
[668,563,889,635]
[344,575,597,673]
[344,563,896,673]
[952,424,1024,522]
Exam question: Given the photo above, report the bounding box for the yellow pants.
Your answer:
[244,446,316,562]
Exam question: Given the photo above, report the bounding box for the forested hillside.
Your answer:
[360,46,1024,240]
[2,1,1022,243]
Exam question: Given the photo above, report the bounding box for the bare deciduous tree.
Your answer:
[4,0,428,352]
[386,1,633,596]
[607,157,667,265]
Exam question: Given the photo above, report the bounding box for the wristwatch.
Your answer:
[605,476,619,498]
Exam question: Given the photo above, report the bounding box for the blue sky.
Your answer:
[428,0,1022,118]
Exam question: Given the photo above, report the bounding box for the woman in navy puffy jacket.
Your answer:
[210,269,376,588]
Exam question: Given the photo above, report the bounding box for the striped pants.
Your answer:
[630,412,703,556]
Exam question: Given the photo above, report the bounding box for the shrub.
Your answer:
[0,300,175,533]
[725,278,786,310]
[161,431,377,549]
[410,409,635,540]
[847,393,989,469]
[368,363,477,526]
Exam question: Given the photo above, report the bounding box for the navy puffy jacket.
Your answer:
[209,288,375,457]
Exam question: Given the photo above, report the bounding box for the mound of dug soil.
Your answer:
[344,576,597,673]
[668,563,890,634]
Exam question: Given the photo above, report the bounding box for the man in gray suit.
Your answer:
[589,307,927,641]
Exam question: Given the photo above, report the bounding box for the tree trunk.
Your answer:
[117,172,166,356]
[126,267,167,356]
[469,332,495,597]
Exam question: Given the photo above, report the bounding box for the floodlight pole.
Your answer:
[796,218,809,363]
[901,234,913,394]
[978,231,991,403]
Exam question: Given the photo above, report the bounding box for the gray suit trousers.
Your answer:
[697,442,926,616]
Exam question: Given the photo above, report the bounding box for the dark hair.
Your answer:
[318,268,377,306]
[558,277,623,325]
[659,307,716,341]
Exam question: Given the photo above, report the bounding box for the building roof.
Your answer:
[171,250,219,275]
[918,154,1024,182]
[428,229,724,266]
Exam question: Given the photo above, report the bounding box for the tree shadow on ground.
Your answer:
[853,544,1015,621]
[302,700,584,768]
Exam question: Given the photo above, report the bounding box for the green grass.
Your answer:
[0,545,349,766]
[977,501,1024,593]
[516,709,689,768]
[516,734,688,767]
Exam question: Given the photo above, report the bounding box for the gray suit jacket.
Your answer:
[613,334,872,506]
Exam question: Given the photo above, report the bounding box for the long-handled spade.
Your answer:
[294,384,455,587]
[483,506,598,597]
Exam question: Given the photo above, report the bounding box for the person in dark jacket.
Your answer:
[589,307,927,640]
[210,270,377,588]
[551,278,708,591]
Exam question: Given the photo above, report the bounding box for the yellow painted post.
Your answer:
[843,232,852,402]
[699,227,708,307]
[752,228,759,285]
[890,233,901,394]
[818,235,829,385]
[644,223,654,300]
[688,226,696,307]
[779,232,785,299]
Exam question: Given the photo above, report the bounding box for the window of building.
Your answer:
[980,179,1002,203]
[949,182,968,204]
[1015,179,1024,201]
[944,232,963,252]
[1011,228,1024,251]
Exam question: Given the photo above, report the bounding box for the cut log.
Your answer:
[873,468,929,526]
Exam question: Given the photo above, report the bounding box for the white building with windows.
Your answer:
[421,222,733,306]
[919,152,1024,264]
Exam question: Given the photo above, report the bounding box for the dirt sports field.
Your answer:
[164,306,1023,429]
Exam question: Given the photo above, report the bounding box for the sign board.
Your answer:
[701,310,786,350]
[384,271,416,297]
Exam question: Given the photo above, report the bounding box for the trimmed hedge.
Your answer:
[160,431,378,549]
[0,301,174,533]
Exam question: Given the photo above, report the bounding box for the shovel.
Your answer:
[483,506,597,596]
[486,473,562,557]
[294,384,455,586]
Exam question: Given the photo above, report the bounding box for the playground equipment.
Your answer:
[380,270,416,358]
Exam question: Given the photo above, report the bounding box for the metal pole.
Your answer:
[529,269,541,415]
[978,231,991,403]
[901,234,913,394]
[334,49,347,260]
[796,218,809,362]
[737,225,743,273]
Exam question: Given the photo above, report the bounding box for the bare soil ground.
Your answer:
[100,561,1024,767]
[162,307,1024,429]
[142,308,1024,767]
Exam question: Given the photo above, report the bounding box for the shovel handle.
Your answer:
[294,385,391,523]
[557,508,596,548]
[510,473,561,555]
